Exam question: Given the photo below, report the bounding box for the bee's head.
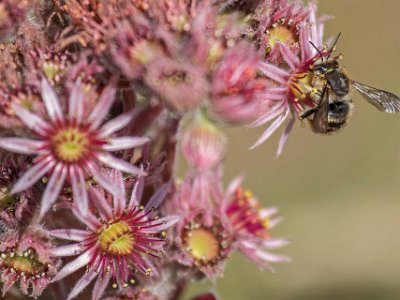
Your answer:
[313,60,339,75]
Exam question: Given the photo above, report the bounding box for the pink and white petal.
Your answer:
[279,43,300,71]
[144,181,171,211]
[85,163,124,201]
[128,176,144,210]
[250,109,289,149]
[67,270,98,300]
[41,79,63,122]
[11,102,49,135]
[99,110,138,137]
[69,78,84,122]
[250,102,286,128]
[260,207,278,219]
[102,136,149,152]
[10,157,55,194]
[88,83,116,129]
[263,238,290,249]
[51,243,83,257]
[221,176,243,210]
[268,216,283,229]
[276,115,295,157]
[255,250,291,263]
[262,87,288,100]
[40,163,67,218]
[0,138,44,154]
[110,170,125,217]
[143,215,179,233]
[89,187,113,221]
[92,273,111,300]
[258,62,289,84]
[49,229,89,242]
[71,166,89,216]
[53,248,94,281]
[97,153,146,176]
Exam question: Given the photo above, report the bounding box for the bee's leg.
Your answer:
[299,108,316,120]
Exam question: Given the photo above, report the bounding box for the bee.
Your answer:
[300,33,400,134]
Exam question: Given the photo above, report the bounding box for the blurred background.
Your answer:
[183,0,400,299]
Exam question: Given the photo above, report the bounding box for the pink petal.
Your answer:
[263,239,290,249]
[71,166,89,216]
[110,170,125,217]
[69,79,84,122]
[97,153,146,176]
[269,216,283,228]
[92,273,111,300]
[279,44,300,71]
[89,187,113,221]
[221,176,243,211]
[250,109,289,149]
[276,115,295,157]
[41,78,63,122]
[51,243,83,257]
[250,102,286,127]
[0,138,44,154]
[102,136,149,152]
[49,229,89,242]
[40,163,67,218]
[99,110,138,137]
[67,270,98,300]
[88,83,116,129]
[258,62,289,84]
[128,175,144,211]
[85,163,124,201]
[255,250,291,263]
[144,215,179,232]
[263,87,288,100]
[299,26,312,61]
[11,102,49,135]
[53,248,93,281]
[10,156,55,194]
[144,181,171,211]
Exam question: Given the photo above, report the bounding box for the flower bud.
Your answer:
[180,111,226,171]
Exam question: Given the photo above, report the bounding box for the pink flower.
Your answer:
[210,42,266,124]
[49,170,178,300]
[251,0,310,60]
[0,78,149,218]
[145,56,209,113]
[223,187,290,270]
[0,228,60,298]
[251,4,327,155]
[171,171,289,278]
[170,171,233,281]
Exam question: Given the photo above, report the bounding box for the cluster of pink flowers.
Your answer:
[0,0,330,299]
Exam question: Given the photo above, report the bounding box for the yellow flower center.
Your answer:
[267,25,296,54]
[1,250,46,275]
[99,221,135,256]
[52,127,89,163]
[185,228,220,263]
[289,71,315,101]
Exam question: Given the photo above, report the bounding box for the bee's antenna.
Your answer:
[309,41,324,61]
[327,32,342,60]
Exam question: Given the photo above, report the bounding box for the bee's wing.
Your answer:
[311,86,330,134]
[352,81,400,113]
